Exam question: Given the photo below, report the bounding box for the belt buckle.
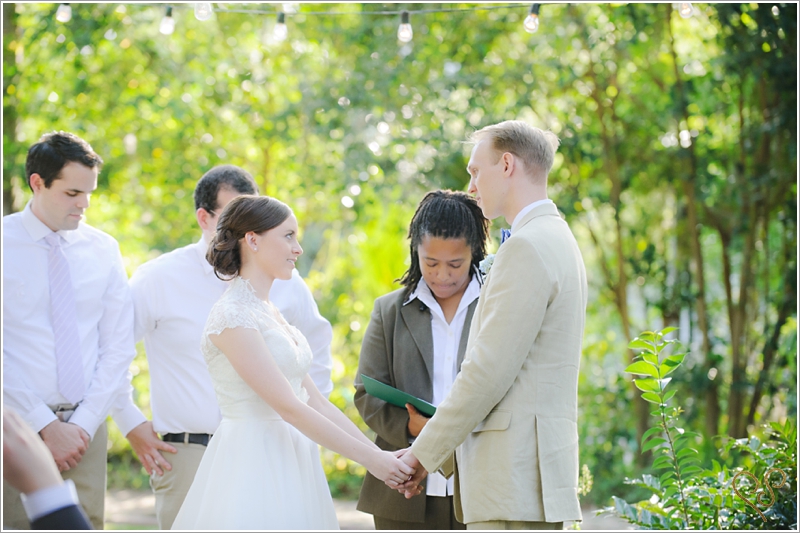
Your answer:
[55,410,75,422]
[52,403,78,423]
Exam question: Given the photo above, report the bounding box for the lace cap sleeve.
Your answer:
[205,300,261,337]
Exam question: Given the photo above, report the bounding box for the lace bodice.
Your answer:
[202,277,312,418]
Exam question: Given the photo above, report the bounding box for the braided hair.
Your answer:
[398,190,489,298]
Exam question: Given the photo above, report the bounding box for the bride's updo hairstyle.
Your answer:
[206,195,292,280]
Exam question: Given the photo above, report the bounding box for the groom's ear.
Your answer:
[501,152,516,176]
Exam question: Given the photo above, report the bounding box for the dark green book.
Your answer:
[360,374,437,417]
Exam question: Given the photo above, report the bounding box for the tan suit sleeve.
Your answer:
[410,237,554,472]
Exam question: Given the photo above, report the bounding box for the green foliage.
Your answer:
[2,3,795,500]
[603,328,798,529]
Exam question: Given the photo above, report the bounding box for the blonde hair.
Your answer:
[469,120,560,179]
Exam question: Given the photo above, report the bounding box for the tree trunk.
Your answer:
[3,3,19,215]
[745,261,796,427]
[665,4,719,438]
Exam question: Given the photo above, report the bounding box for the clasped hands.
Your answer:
[385,448,427,499]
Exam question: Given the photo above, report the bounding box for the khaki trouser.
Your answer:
[468,520,564,530]
[3,422,107,530]
[150,442,207,530]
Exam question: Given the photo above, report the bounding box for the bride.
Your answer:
[171,195,414,530]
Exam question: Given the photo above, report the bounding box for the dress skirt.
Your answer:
[172,413,339,530]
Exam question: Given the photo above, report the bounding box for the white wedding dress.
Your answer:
[172,277,339,530]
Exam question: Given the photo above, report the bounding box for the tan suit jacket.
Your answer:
[410,203,587,524]
[354,288,477,523]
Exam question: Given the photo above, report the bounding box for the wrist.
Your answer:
[20,479,78,521]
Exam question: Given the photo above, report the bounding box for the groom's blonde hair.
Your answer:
[469,121,560,181]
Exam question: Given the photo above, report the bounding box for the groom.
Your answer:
[397,121,588,529]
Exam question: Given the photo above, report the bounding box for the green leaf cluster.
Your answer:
[604,328,797,529]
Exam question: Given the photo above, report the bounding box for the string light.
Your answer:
[678,2,693,18]
[160,6,175,35]
[523,3,540,33]
[397,11,413,43]
[194,2,213,21]
[55,3,72,23]
[274,12,288,42]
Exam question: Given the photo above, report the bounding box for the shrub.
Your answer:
[602,328,797,529]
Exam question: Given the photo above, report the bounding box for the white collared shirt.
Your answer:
[20,480,80,522]
[510,198,555,233]
[405,276,481,496]
[119,237,334,435]
[3,202,138,438]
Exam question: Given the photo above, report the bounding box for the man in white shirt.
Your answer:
[3,131,140,529]
[115,165,334,529]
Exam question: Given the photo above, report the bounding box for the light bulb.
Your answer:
[160,6,175,35]
[523,3,540,33]
[397,11,413,43]
[194,2,213,21]
[56,3,72,23]
[678,2,693,18]
[274,12,287,42]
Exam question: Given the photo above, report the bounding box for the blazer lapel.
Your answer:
[456,299,478,371]
[400,302,434,380]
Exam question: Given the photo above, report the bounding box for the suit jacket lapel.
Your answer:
[400,302,434,380]
[456,299,478,371]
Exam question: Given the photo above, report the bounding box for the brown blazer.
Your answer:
[354,287,477,523]
[411,203,588,524]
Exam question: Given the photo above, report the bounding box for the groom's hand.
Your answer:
[397,450,427,499]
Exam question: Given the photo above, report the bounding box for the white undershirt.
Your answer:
[405,275,481,496]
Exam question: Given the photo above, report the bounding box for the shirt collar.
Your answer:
[403,275,481,317]
[20,200,79,244]
[194,236,216,275]
[510,198,554,233]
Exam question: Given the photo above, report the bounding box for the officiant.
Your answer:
[354,190,489,530]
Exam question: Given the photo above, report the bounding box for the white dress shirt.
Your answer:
[3,202,138,438]
[117,237,334,435]
[510,198,555,233]
[405,276,481,497]
[20,480,80,522]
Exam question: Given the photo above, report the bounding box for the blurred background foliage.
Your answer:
[3,2,796,504]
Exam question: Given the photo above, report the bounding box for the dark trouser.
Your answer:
[374,495,466,530]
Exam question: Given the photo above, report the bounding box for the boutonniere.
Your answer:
[479,254,496,277]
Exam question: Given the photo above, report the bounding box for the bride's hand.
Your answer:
[366,450,415,487]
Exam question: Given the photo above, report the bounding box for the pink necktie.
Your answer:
[45,233,85,405]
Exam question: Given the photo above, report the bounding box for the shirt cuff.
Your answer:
[67,408,102,440]
[110,402,147,436]
[25,404,59,434]
[20,479,80,522]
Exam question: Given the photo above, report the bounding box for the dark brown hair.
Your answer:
[26,131,103,191]
[206,195,292,280]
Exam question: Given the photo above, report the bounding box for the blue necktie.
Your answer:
[501,228,512,244]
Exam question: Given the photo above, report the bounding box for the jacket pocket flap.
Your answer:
[472,409,511,432]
